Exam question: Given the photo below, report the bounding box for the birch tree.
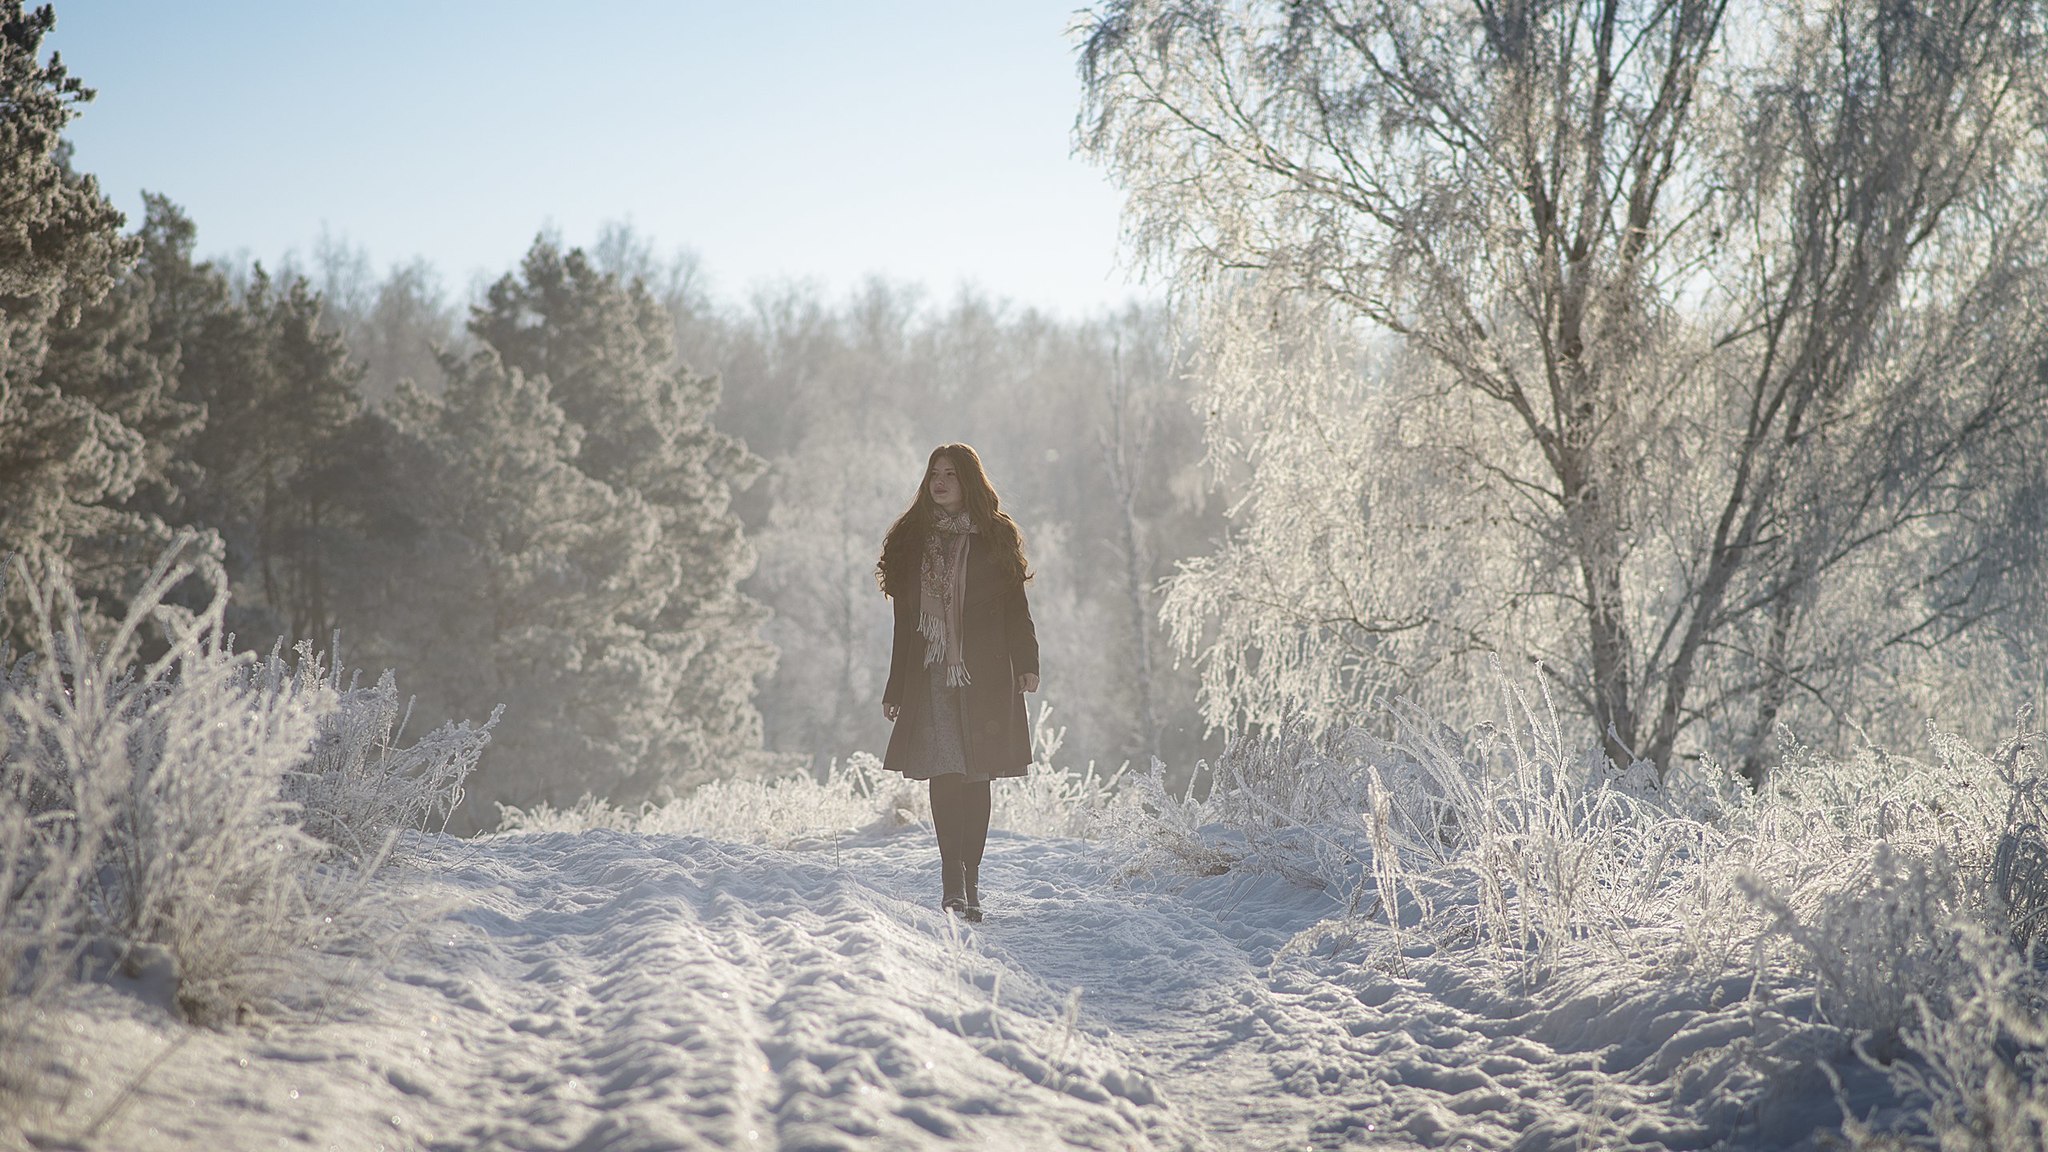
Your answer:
[1082,0,2048,776]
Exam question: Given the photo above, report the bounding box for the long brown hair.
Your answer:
[877,443,1031,597]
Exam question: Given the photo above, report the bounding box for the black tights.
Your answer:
[929,774,991,868]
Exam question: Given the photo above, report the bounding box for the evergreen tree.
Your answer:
[137,196,375,645]
[466,240,775,803]
[35,210,199,508]
[389,349,704,823]
[0,2,192,648]
[0,2,126,383]
[24,200,201,620]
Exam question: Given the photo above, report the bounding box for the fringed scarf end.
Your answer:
[919,520,976,690]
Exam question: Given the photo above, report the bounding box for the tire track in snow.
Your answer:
[393,831,1203,1151]
[394,836,783,1150]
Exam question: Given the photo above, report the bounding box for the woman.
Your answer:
[878,443,1039,922]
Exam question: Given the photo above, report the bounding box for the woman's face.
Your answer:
[928,456,964,513]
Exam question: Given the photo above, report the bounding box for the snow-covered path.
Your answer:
[400,828,1288,1150]
[406,830,1204,1150]
[31,824,1861,1150]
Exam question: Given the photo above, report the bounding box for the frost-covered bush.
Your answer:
[1104,673,1724,979]
[1745,844,1975,1036]
[0,541,493,1026]
[0,542,338,1023]
[499,752,920,846]
[273,640,500,860]
[1838,922,2048,1151]
[499,706,1130,845]
[1124,666,2033,1001]
[1717,722,2033,1044]
[1112,662,2047,1143]
[1991,722,2048,955]
[0,647,76,1090]
[1101,722,1390,899]
[992,706,1128,839]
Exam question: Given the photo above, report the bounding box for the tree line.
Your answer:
[19,0,2040,811]
[1,2,1221,831]
[305,237,1229,806]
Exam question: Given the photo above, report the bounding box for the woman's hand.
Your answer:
[883,702,900,722]
[1016,673,1039,694]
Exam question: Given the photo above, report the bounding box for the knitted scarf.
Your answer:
[919,511,978,687]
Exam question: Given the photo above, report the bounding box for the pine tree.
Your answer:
[388,349,699,823]
[24,202,200,622]
[0,2,191,648]
[0,2,127,383]
[136,196,373,645]
[466,239,775,802]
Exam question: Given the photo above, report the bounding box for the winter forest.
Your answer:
[7,0,2048,1149]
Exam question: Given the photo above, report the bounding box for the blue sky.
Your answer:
[49,2,1142,315]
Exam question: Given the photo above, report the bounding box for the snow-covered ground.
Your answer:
[16,811,1906,1151]
[8,532,2037,1151]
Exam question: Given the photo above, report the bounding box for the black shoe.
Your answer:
[962,863,983,922]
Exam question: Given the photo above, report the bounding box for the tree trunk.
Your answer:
[1103,348,1159,759]
[1740,591,1800,789]
[1561,446,1637,766]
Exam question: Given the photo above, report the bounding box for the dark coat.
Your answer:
[882,534,1039,779]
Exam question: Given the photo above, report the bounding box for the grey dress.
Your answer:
[900,663,993,782]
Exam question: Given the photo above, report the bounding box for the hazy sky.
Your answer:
[49,2,1143,315]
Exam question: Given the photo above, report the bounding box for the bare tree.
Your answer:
[1102,334,1161,758]
[752,426,920,769]
[1082,0,2048,777]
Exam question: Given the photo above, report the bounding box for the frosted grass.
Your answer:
[0,540,495,1041]
[498,704,1128,846]
[1100,670,2048,1148]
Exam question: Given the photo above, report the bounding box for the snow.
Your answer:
[16,815,1909,1151]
